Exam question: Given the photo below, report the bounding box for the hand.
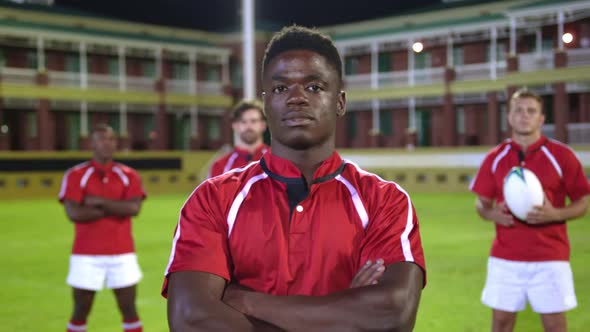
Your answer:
[84,195,105,207]
[222,283,250,314]
[350,259,385,288]
[491,202,514,227]
[526,194,560,224]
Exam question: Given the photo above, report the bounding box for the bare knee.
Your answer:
[492,310,517,332]
[541,312,566,332]
[71,288,96,321]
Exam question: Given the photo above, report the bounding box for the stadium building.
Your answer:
[0,0,589,152]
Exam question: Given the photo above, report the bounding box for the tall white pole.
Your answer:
[243,0,255,99]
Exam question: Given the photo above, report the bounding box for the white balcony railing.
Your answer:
[378,71,408,87]
[126,76,156,92]
[566,48,590,67]
[0,67,37,84]
[415,67,445,85]
[87,74,119,90]
[455,61,507,81]
[519,52,554,72]
[166,79,191,94]
[543,123,590,145]
[197,81,224,95]
[48,71,81,87]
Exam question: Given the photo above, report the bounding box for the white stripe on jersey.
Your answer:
[343,160,416,262]
[227,173,268,238]
[492,144,511,174]
[335,175,369,229]
[164,162,259,276]
[58,162,89,200]
[80,167,95,189]
[112,166,130,186]
[541,146,563,178]
[223,152,239,173]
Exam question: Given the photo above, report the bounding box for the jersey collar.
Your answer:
[260,151,345,184]
[90,159,114,172]
[234,144,269,160]
[508,135,548,154]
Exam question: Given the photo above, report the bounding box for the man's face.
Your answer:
[508,97,545,136]
[232,108,267,145]
[91,129,117,160]
[262,49,345,150]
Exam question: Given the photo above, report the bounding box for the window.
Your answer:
[456,107,465,135]
[206,65,221,81]
[542,38,554,51]
[346,112,357,138]
[414,52,431,69]
[108,58,119,76]
[379,110,393,136]
[378,52,391,72]
[144,115,155,140]
[0,48,5,67]
[452,46,464,66]
[27,112,37,138]
[172,63,189,80]
[109,113,120,135]
[65,54,80,72]
[231,62,243,88]
[486,44,508,62]
[141,61,156,78]
[207,117,221,141]
[26,50,38,69]
[345,56,359,75]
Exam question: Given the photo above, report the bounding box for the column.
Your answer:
[152,47,169,150]
[189,52,200,149]
[78,42,91,150]
[486,92,499,145]
[118,46,129,150]
[36,72,54,150]
[370,42,381,147]
[553,12,568,143]
[507,17,519,102]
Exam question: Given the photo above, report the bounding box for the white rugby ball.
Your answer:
[502,167,544,221]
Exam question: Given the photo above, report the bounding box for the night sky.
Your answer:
[53,0,460,32]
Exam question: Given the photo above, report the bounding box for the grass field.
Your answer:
[1,192,588,331]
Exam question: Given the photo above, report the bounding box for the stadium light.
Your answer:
[562,32,574,44]
[0,124,7,134]
[412,42,424,53]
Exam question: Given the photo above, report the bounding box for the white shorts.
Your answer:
[481,257,577,314]
[67,253,142,291]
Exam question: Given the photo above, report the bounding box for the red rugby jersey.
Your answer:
[208,144,269,178]
[59,160,146,255]
[470,136,590,261]
[164,151,426,297]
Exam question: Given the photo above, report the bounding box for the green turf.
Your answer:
[1,192,588,331]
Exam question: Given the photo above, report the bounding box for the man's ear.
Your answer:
[336,90,346,117]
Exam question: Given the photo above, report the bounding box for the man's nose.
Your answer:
[286,85,308,106]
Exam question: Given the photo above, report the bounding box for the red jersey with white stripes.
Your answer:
[59,160,146,255]
[470,136,590,261]
[208,144,269,178]
[164,151,425,297]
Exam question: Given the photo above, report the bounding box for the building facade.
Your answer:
[0,0,589,151]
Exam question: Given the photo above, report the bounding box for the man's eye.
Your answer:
[272,86,287,94]
[306,85,322,92]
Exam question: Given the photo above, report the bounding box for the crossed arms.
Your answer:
[64,196,143,223]
[167,260,424,332]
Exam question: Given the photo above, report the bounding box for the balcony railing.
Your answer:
[48,71,81,87]
[566,48,590,67]
[455,61,507,81]
[543,122,590,145]
[519,52,554,72]
[0,67,37,84]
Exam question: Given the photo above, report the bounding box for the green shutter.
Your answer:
[65,54,80,72]
[108,58,119,76]
[207,117,221,141]
[378,53,391,72]
[346,112,357,138]
[379,110,393,136]
[65,113,80,150]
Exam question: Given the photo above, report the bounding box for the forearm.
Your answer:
[101,198,141,217]
[236,285,417,332]
[559,196,589,221]
[67,205,105,223]
[169,300,256,332]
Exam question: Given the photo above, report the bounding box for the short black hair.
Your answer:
[232,99,265,122]
[262,25,342,84]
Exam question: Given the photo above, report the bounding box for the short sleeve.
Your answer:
[124,170,147,200]
[562,149,590,202]
[470,152,497,200]
[58,169,83,204]
[360,183,426,284]
[162,181,231,297]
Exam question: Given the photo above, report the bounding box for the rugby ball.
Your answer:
[502,167,544,221]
